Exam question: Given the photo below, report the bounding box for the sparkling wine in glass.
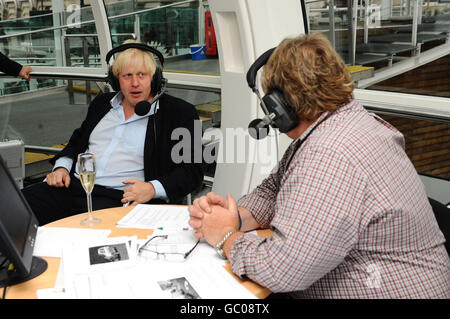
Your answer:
[77,153,101,226]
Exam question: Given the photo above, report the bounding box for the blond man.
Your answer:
[23,41,203,225]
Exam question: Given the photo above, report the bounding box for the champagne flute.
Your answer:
[77,153,101,226]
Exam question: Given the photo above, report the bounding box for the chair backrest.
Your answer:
[428,197,450,256]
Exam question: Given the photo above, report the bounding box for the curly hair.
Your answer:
[261,33,355,121]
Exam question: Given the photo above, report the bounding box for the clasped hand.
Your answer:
[188,192,240,246]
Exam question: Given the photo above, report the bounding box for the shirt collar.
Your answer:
[110,92,160,117]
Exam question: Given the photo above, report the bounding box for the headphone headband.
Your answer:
[105,43,165,66]
[246,47,275,91]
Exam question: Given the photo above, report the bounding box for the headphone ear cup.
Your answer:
[263,89,299,133]
[107,67,120,91]
[151,67,163,94]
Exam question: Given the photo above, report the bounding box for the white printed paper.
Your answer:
[33,227,111,258]
[116,204,191,230]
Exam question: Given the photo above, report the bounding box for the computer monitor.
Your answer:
[0,155,47,288]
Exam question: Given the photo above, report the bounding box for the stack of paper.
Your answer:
[36,227,256,299]
[33,227,112,258]
[116,204,191,230]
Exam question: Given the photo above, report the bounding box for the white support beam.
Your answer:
[354,89,450,122]
[209,0,305,199]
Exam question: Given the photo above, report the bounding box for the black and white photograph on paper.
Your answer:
[158,277,201,299]
[89,243,130,265]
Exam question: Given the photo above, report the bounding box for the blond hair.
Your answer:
[112,39,157,78]
[261,33,355,121]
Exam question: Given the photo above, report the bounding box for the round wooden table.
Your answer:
[2,206,271,299]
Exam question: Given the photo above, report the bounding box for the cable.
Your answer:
[274,128,280,164]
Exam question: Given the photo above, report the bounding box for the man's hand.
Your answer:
[188,192,235,240]
[200,195,240,246]
[46,167,70,188]
[122,179,155,205]
[18,65,32,81]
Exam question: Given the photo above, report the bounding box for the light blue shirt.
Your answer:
[54,92,168,202]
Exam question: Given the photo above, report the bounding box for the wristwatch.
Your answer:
[214,230,238,258]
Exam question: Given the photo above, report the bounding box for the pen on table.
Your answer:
[123,202,130,207]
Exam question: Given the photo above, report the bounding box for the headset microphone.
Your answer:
[248,113,275,140]
[135,101,151,116]
[134,78,167,116]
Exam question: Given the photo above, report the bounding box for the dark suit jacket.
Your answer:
[50,92,204,204]
[0,52,22,76]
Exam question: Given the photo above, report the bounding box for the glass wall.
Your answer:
[305,0,450,95]
[103,0,220,75]
[0,0,218,183]
[304,0,450,180]
[0,12,54,95]
[0,4,104,96]
[0,0,210,97]
[105,0,200,56]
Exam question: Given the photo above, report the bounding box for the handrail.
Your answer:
[24,145,61,155]
[2,69,448,123]
[354,89,450,123]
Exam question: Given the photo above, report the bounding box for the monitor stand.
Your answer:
[0,256,48,288]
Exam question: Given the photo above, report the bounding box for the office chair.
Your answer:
[428,197,450,256]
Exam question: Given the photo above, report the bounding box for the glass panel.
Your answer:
[0,12,55,95]
[366,54,450,98]
[105,0,200,54]
[305,0,450,181]
[304,0,450,96]
[0,3,103,97]
[63,5,102,69]
[104,0,220,75]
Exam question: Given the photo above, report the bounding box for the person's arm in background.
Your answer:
[0,52,32,81]
[18,65,32,81]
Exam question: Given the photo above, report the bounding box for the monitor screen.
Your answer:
[0,155,39,277]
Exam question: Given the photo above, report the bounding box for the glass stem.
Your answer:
[87,192,93,217]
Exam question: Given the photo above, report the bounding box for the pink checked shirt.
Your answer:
[234,100,450,298]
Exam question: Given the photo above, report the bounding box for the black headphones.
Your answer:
[246,47,299,138]
[105,42,167,95]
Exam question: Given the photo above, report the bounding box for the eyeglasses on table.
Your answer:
[138,235,200,262]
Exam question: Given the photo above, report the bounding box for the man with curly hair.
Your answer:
[188,33,450,298]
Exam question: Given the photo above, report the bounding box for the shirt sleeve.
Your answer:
[237,170,279,228]
[150,180,169,202]
[237,142,297,227]
[230,145,367,293]
[53,157,74,173]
